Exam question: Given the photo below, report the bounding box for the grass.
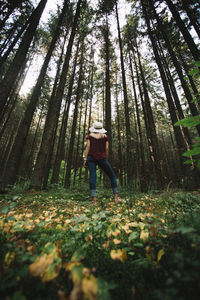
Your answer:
[0,184,200,300]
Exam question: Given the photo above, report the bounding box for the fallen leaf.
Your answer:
[102,241,110,249]
[140,230,149,241]
[157,248,165,262]
[29,253,54,277]
[107,229,121,238]
[110,249,127,263]
[4,252,15,268]
[82,274,98,300]
[29,243,62,282]
[113,238,121,245]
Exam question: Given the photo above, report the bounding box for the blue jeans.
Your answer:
[87,155,118,197]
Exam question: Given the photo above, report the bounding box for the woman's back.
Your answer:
[87,133,108,160]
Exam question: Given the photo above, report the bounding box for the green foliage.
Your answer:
[0,186,200,299]
[175,115,200,128]
[97,0,116,16]
[175,61,200,169]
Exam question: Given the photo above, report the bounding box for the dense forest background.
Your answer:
[0,0,200,192]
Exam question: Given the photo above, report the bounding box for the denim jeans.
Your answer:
[87,155,118,197]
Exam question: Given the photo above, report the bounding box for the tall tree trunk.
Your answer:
[142,0,199,188]
[0,0,27,31]
[65,43,84,188]
[0,0,76,189]
[26,106,44,178]
[115,0,132,184]
[79,49,94,180]
[0,54,29,126]
[0,21,29,69]
[181,0,200,39]
[30,0,82,189]
[0,22,19,59]
[137,46,164,189]
[129,52,147,192]
[156,38,193,146]
[73,103,82,185]
[51,42,79,185]
[149,0,200,136]
[0,0,48,113]
[104,14,112,162]
[114,73,123,186]
[179,52,200,111]
[165,0,200,61]
[42,124,58,189]
[79,98,88,181]
[133,47,152,188]
[85,53,94,182]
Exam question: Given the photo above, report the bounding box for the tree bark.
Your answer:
[0,20,29,69]
[65,42,85,188]
[0,1,76,189]
[0,0,48,113]
[165,0,200,61]
[129,52,147,192]
[115,0,133,184]
[104,14,112,162]
[79,48,94,181]
[181,0,200,39]
[73,102,82,185]
[114,72,123,186]
[149,0,200,136]
[142,0,200,188]
[51,41,79,185]
[137,47,164,189]
[30,0,82,189]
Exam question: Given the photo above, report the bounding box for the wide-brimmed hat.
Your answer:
[89,121,107,133]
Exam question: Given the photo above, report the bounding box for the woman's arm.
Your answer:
[105,141,109,158]
[83,139,90,167]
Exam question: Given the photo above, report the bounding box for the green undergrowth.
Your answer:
[0,185,200,300]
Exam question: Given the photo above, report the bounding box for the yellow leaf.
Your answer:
[29,253,54,277]
[82,267,91,277]
[64,219,71,224]
[71,265,84,284]
[127,222,138,227]
[191,243,197,249]
[140,230,149,241]
[138,213,146,220]
[138,222,145,230]
[161,234,167,238]
[4,252,15,267]
[107,229,121,238]
[113,238,121,245]
[110,249,127,263]
[121,224,132,234]
[82,274,98,300]
[64,261,81,272]
[29,243,62,283]
[41,257,62,282]
[157,248,165,262]
[102,241,110,249]
[56,224,63,230]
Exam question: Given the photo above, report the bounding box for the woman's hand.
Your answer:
[83,159,87,168]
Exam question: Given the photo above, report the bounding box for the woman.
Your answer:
[83,121,120,203]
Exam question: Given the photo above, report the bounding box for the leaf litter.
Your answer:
[0,188,200,299]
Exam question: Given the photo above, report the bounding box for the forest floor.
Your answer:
[0,184,200,300]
